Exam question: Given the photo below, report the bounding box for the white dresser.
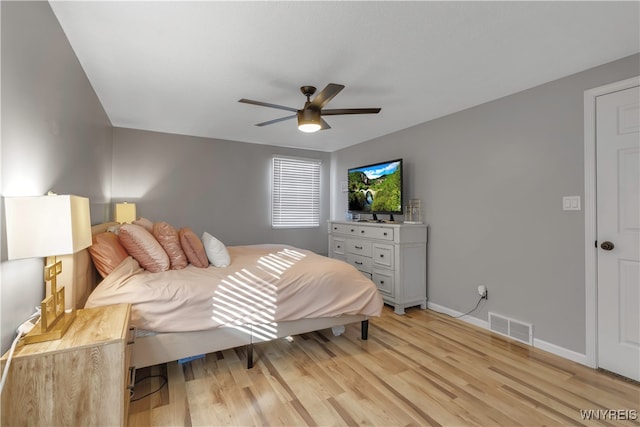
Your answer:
[328,220,427,315]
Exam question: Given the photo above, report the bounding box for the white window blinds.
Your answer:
[272,156,321,228]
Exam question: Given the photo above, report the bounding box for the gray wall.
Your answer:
[1,1,637,359]
[112,128,331,254]
[1,1,112,352]
[331,54,640,354]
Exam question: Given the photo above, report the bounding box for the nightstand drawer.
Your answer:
[347,253,372,273]
[125,325,136,415]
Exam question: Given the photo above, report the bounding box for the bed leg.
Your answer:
[361,320,369,340]
[247,343,254,369]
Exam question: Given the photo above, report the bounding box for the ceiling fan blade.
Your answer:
[321,108,381,116]
[239,98,298,113]
[255,114,297,127]
[310,83,345,109]
[320,118,331,130]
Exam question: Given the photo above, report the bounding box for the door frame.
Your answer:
[583,76,640,368]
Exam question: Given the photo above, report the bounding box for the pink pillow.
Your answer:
[153,222,188,270]
[133,217,154,232]
[88,232,130,278]
[118,224,170,273]
[179,227,208,268]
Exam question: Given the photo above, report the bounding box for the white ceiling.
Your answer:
[49,1,639,152]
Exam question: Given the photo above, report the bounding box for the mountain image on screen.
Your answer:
[348,160,402,213]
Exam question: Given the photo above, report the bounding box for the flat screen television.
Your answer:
[348,159,403,218]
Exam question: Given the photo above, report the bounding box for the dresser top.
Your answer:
[328,220,426,228]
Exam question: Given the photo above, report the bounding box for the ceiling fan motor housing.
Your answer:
[298,107,320,121]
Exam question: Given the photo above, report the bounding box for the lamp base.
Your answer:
[23,310,76,344]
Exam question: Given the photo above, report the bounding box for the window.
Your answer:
[272,156,321,228]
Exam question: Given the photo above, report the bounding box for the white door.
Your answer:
[596,85,640,381]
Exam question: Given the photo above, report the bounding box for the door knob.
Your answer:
[600,241,615,251]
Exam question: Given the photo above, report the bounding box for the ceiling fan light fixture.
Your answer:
[297,109,321,133]
[239,83,380,132]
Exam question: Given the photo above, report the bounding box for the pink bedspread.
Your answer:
[85,244,383,332]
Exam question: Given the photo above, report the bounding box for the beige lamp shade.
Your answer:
[4,195,92,260]
[114,202,136,224]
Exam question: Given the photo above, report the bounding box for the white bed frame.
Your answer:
[67,223,370,369]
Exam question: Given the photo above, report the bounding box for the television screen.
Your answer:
[348,159,403,214]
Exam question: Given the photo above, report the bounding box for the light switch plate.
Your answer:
[562,196,581,211]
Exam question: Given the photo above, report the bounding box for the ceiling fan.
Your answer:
[238,83,381,133]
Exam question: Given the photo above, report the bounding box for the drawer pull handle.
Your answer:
[384,232,388,236]
[350,229,355,232]
[379,254,384,258]
[355,245,363,250]
[128,366,137,391]
[380,280,385,284]
[361,230,365,234]
[337,245,341,249]
[127,326,136,345]
[355,261,363,265]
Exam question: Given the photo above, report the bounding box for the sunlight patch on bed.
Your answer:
[211,248,307,340]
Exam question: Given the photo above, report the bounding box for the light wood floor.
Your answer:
[128,306,640,426]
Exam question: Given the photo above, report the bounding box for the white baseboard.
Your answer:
[532,338,590,366]
[426,302,590,367]
[427,302,489,330]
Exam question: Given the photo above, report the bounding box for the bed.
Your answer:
[67,222,383,369]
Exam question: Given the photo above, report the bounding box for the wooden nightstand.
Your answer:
[1,303,134,427]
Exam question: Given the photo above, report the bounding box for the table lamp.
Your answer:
[114,202,136,224]
[4,194,92,344]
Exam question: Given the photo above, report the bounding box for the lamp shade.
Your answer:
[114,202,136,224]
[4,195,92,260]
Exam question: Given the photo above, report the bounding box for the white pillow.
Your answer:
[201,232,230,267]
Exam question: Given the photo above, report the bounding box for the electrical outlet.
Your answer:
[477,285,488,299]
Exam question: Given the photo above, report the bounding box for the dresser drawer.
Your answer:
[372,270,394,296]
[360,226,394,241]
[332,237,346,255]
[331,223,361,235]
[347,239,372,256]
[373,243,394,268]
[347,253,372,273]
[332,254,347,263]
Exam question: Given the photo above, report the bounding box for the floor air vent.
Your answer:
[489,312,533,345]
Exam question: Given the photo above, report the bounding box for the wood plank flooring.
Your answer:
[128,306,640,426]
